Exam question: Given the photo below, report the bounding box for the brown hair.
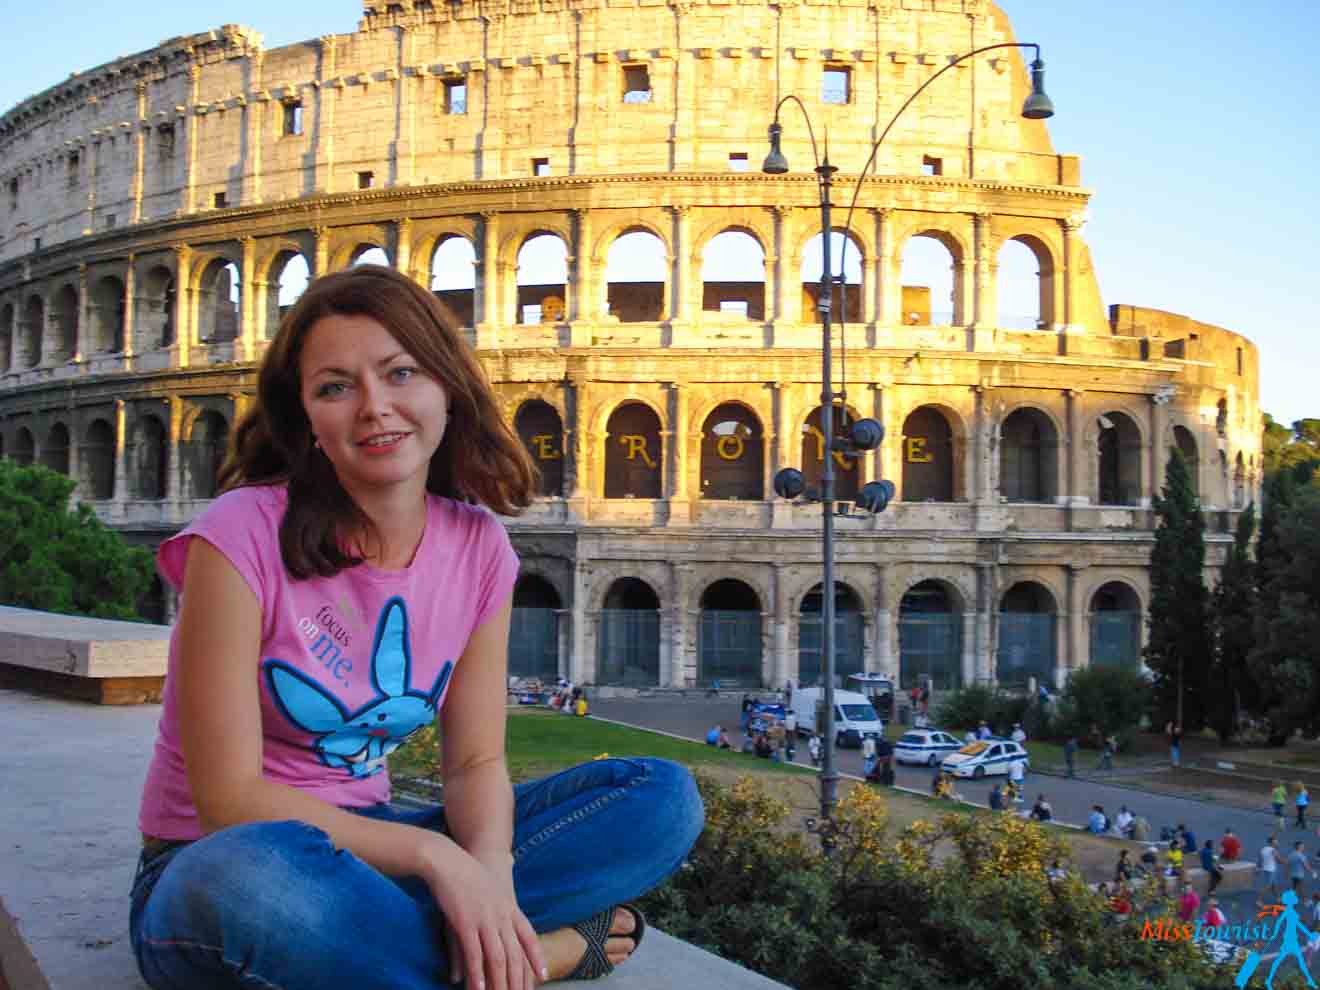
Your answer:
[219,264,536,578]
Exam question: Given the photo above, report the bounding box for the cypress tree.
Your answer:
[1209,503,1257,742]
[1144,447,1211,730]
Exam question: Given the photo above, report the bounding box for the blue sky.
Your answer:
[2,2,1316,427]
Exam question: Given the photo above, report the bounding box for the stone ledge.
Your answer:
[0,686,787,990]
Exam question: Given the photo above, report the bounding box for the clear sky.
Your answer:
[2,2,1316,427]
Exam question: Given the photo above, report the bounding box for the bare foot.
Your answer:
[540,908,640,981]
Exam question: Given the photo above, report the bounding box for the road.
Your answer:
[591,697,1309,929]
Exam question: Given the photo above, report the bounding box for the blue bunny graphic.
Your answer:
[264,596,453,778]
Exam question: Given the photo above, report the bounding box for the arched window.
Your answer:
[800,405,860,503]
[20,295,43,368]
[902,406,955,502]
[599,578,660,685]
[13,427,35,465]
[897,580,961,691]
[1090,582,1141,668]
[798,583,863,687]
[132,415,169,500]
[89,276,126,353]
[996,237,1054,329]
[700,403,762,500]
[604,403,662,499]
[800,230,863,325]
[269,253,310,340]
[51,285,78,362]
[1172,426,1198,497]
[197,260,240,343]
[605,230,666,322]
[698,579,762,687]
[431,236,477,329]
[701,230,765,321]
[139,267,175,349]
[510,576,561,681]
[84,420,115,498]
[1233,452,1245,508]
[997,582,1056,687]
[517,234,568,325]
[514,400,564,497]
[0,303,13,369]
[351,246,390,268]
[899,233,959,326]
[1000,408,1058,503]
[1097,411,1141,506]
[41,423,70,475]
[188,411,230,499]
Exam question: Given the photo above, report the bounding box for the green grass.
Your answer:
[388,707,817,786]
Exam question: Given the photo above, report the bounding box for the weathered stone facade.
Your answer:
[0,1,1260,692]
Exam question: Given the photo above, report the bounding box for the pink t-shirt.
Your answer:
[138,484,519,840]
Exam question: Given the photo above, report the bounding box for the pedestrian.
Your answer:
[1010,722,1027,744]
[1115,849,1134,884]
[976,720,991,741]
[1311,891,1320,928]
[808,733,822,767]
[1179,824,1197,854]
[1298,783,1312,830]
[963,728,977,745]
[1176,882,1200,922]
[1030,794,1053,822]
[1008,758,1026,802]
[1290,841,1317,893]
[989,783,1005,812]
[1140,844,1160,874]
[1204,897,1228,930]
[1063,736,1078,778]
[1166,841,1183,878]
[862,734,878,778]
[1088,805,1107,834]
[1201,840,1223,894]
[1115,806,1134,838]
[1260,836,1282,904]
[1130,815,1152,842]
[1221,827,1242,862]
[919,682,930,715]
[1274,781,1289,832]
[705,725,722,746]
[784,678,794,707]
[1167,721,1183,768]
[1097,733,1116,771]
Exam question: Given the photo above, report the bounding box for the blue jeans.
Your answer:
[129,758,703,989]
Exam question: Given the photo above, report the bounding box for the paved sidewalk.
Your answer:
[0,689,787,990]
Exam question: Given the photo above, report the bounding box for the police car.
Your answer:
[894,729,964,767]
[940,738,1030,779]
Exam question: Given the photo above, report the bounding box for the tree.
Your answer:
[1208,502,1257,742]
[1053,665,1153,746]
[1262,412,1320,478]
[1144,447,1211,729]
[0,459,154,620]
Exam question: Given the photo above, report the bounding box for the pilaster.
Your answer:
[670,562,693,687]
[167,396,185,505]
[668,205,692,330]
[238,237,258,362]
[121,256,136,361]
[568,208,594,345]
[770,205,794,330]
[131,82,147,225]
[666,382,691,526]
[475,211,500,348]
[172,246,191,368]
[773,562,791,689]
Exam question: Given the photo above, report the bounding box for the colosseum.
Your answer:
[0,0,1260,699]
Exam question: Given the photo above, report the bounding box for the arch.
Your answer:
[604,402,662,499]
[701,229,765,321]
[514,400,565,497]
[510,575,561,681]
[800,404,862,502]
[599,577,661,686]
[430,235,476,329]
[1172,425,1198,497]
[1097,410,1142,506]
[799,230,864,326]
[797,582,864,687]
[196,259,240,343]
[516,233,569,326]
[138,266,176,349]
[12,426,35,465]
[996,581,1057,687]
[902,405,956,502]
[267,252,310,340]
[88,275,126,353]
[700,402,763,501]
[1089,581,1141,669]
[996,235,1056,329]
[20,295,43,368]
[131,414,168,499]
[83,419,116,498]
[351,245,390,268]
[41,422,71,475]
[186,410,229,499]
[999,407,1059,503]
[899,229,964,326]
[605,229,666,323]
[698,578,763,687]
[50,284,78,361]
[1,302,13,369]
[898,579,962,691]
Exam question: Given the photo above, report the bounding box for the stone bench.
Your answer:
[0,605,170,704]
[0,670,786,989]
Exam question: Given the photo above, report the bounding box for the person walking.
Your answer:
[1176,882,1201,922]
[1063,736,1078,778]
[1200,840,1223,894]
[808,733,822,767]
[1297,783,1312,830]
[1274,781,1290,832]
[1007,757,1026,802]
[1261,836,1283,905]
[1290,841,1317,894]
[861,734,878,778]
[1167,721,1183,768]
[1097,734,1116,772]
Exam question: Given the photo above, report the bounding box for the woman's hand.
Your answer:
[419,840,545,990]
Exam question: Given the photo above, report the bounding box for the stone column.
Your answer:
[769,381,795,528]
[666,382,690,526]
[976,561,996,684]
[773,563,791,689]
[1149,393,1167,509]
[570,560,591,684]
[568,208,594,345]
[1061,217,1079,330]
[172,246,191,369]
[241,51,265,206]
[954,261,973,331]
[875,209,898,332]
[394,218,414,280]
[239,236,258,363]
[564,376,589,520]
[311,226,331,278]
[770,205,793,328]
[121,256,137,361]
[167,396,185,506]
[1065,388,1087,523]
[393,28,414,186]
[476,211,500,348]
[183,67,201,214]
[131,82,148,225]
[961,608,978,690]
[669,206,692,328]
[670,563,693,687]
[971,212,996,349]
[74,264,89,363]
[868,383,885,487]
[314,37,338,195]
[1065,562,1087,682]
[872,562,892,678]
[113,399,129,508]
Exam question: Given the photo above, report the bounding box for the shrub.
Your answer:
[933,685,1032,735]
[1054,666,1154,748]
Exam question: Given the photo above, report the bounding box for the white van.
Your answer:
[792,688,884,749]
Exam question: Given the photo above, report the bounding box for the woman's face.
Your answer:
[299,313,449,502]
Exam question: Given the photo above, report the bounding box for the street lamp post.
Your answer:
[767,43,1054,844]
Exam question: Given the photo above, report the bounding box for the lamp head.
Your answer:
[773,467,805,499]
[1021,58,1054,120]
[762,121,790,174]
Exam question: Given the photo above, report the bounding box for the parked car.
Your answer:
[894,728,964,767]
[940,738,1030,779]
[791,688,883,749]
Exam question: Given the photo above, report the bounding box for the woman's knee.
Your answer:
[632,758,705,854]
